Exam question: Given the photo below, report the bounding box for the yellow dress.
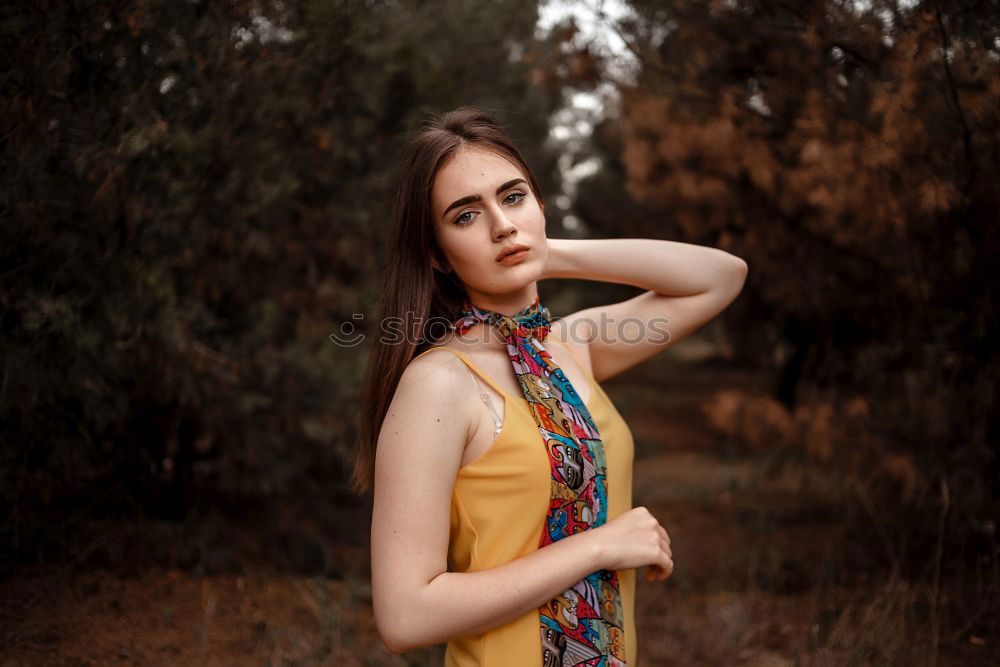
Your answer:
[410,340,637,667]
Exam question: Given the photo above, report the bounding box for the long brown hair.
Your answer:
[349,106,546,496]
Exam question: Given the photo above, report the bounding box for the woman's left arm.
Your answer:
[543,238,748,382]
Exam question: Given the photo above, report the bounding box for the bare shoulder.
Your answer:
[403,342,472,382]
[383,348,472,446]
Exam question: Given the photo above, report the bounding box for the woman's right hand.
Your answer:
[586,506,674,582]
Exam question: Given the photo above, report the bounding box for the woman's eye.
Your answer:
[454,211,475,226]
[504,191,527,205]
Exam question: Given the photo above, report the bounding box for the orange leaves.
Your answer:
[654,128,685,163]
[799,138,825,165]
[600,0,1000,361]
[621,93,758,209]
[858,138,898,170]
[624,94,672,130]
[620,135,658,195]
[741,140,778,196]
[701,388,922,501]
[868,83,895,117]
[918,179,962,214]
[676,171,728,202]
[701,389,798,455]
[702,117,738,163]
[805,184,834,209]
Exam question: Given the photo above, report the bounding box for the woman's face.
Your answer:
[430,144,547,306]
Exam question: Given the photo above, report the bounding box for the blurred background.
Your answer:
[2,0,997,664]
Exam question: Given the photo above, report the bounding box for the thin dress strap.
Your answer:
[468,372,503,440]
[413,346,512,399]
[412,346,506,438]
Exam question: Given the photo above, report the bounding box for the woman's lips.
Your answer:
[497,248,530,265]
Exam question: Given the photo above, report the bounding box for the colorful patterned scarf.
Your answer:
[451,295,627,667]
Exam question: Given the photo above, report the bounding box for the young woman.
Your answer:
[353,106,748,665]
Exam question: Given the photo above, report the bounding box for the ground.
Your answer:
[1,348,995,666]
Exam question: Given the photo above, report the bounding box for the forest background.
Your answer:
[2,0,997,664]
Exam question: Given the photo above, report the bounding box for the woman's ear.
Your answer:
[431,256,451,273]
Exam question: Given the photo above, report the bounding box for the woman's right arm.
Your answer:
[369,350,602,653]
[370,351,673,654]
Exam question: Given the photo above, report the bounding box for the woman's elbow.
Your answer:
[376,620,406,654]
[727,253,748,278]
[374,604,417,655]
[724,255,748,291]
[380,633,407,655]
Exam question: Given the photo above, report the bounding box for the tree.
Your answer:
[568,0,998,577]
[0,0,562,574]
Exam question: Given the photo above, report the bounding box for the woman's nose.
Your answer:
[490,204,517,240]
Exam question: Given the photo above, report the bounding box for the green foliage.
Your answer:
[0,0,561,573]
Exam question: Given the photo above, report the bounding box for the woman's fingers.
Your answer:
[660,535,673,580]
[660,535,671,559]
[659,526,673,579]
[643,537,674,581]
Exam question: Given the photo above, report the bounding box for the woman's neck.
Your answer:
[463,285,538,317]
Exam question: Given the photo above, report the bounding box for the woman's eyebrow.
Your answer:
[441,178,527,219]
